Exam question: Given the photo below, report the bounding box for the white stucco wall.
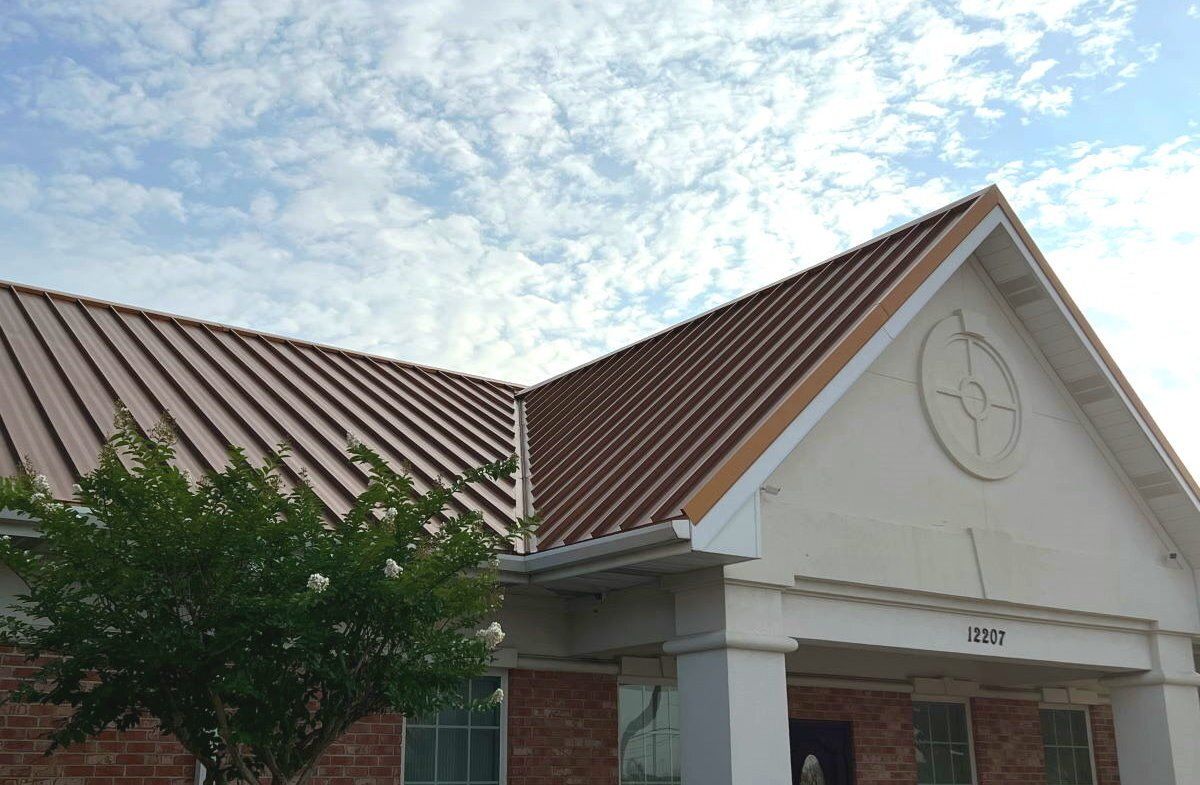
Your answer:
[729,260,1200,631]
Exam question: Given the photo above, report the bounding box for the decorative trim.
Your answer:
[1101,670,1200,689]
[919,309,1026,479]
[663,630,799,655]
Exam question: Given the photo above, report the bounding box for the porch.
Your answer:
[497,573,1200,785]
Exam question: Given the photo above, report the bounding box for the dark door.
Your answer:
[789,719,853,785]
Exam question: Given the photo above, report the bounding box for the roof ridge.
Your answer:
[0,277,523,390]
[517,184,997,398]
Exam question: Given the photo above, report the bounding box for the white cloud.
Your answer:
[0,0,1161,391]
[992,136,1200,467]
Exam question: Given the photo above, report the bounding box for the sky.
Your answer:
[0,1,1199,463]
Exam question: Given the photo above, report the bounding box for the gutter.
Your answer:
[0,511,41,539]
[498,519,692,584]
[4,506,700,585]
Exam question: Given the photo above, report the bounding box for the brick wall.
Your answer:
[969,697,1045,785]
[787,685,916,784]
[506,668,618,785]
[1089,704,1121,785]
[0,645,404,785]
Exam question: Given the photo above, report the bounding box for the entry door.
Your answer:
[789,720,854,785]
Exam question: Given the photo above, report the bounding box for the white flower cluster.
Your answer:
[307,573,330,593]
[383,558,402,578]
[489,688,504,705]
[29,473,51,502]
[346,432,364,450]
[475,621,505,649]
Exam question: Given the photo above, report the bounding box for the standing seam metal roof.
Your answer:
[0,282,521,536]
[519,189,987,548]
[16,186,1168,555]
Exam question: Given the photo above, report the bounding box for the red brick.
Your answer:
[1089,704,1121,785]
[970,697,1045,785]
[506,669,618,785]
[0,645,404,784]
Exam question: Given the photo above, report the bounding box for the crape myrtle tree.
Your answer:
[0,408,530,785]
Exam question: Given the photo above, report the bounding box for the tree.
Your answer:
[0,408,528,785]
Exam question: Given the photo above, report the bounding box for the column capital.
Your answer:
[663,629,798,656]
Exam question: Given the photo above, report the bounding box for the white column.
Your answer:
[664,581,796,785]
[1105,633,1200,785]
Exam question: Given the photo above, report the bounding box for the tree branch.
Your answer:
[208,690,261,785]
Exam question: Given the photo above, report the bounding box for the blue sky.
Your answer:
[1,1,1199,462]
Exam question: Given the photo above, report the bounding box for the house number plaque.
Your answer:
[966,625,1006,646]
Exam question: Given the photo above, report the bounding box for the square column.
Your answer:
[665,581,796,785]
[1105,634,1200,784]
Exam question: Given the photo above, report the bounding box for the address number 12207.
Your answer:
[967,626,1006,646]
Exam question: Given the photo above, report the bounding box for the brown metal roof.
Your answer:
[13,185,1189,557]
[0,280,521,537]
[519,187,996,549]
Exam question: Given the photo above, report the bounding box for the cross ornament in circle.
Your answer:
[935,335,1018,456]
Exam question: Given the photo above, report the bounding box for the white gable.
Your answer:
[726,257,1200,630]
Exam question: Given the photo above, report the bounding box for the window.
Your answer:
[914,701,974,785]
[1040,708,1094,785]
[619,684,681,785]
[405,675,503,785]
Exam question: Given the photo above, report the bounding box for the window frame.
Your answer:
[1037,703,1098,785]
[617,677,682,785]
[402,668,509,785]
[912,695,979,785]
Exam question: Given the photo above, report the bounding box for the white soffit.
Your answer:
[975,216,1200,566]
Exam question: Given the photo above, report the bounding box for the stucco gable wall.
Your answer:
[729,260,1199,629]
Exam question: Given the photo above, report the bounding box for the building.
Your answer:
[1,185,1198,784]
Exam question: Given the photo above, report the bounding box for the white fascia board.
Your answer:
[498,519,691,578]
[693,207,1007,536]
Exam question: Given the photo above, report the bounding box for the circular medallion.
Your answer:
[919,309,1025,480]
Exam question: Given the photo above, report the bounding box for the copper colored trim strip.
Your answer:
[681,187,1000,525]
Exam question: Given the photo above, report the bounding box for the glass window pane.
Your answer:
[620,684,681,785]
[470,728,500,782]
[930,703,950,746]
[1039,710,1094,785]
[1041,710,1056,745]
[948,705,968,743]
[1045,743,1061,785]
[916,743,935,784]
[1073,747,1093,785]
[914,703,931,745]
[470,676,501,728]
[405,727,437,783]
[1069,711,1088,748]
[951,745,973,784]
[914,703,973,785]
[1054,711,1074,746]
[439,682,471,727]
[1057,747,1077,784]
[931,744,953,784]
[437,727,469,781]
